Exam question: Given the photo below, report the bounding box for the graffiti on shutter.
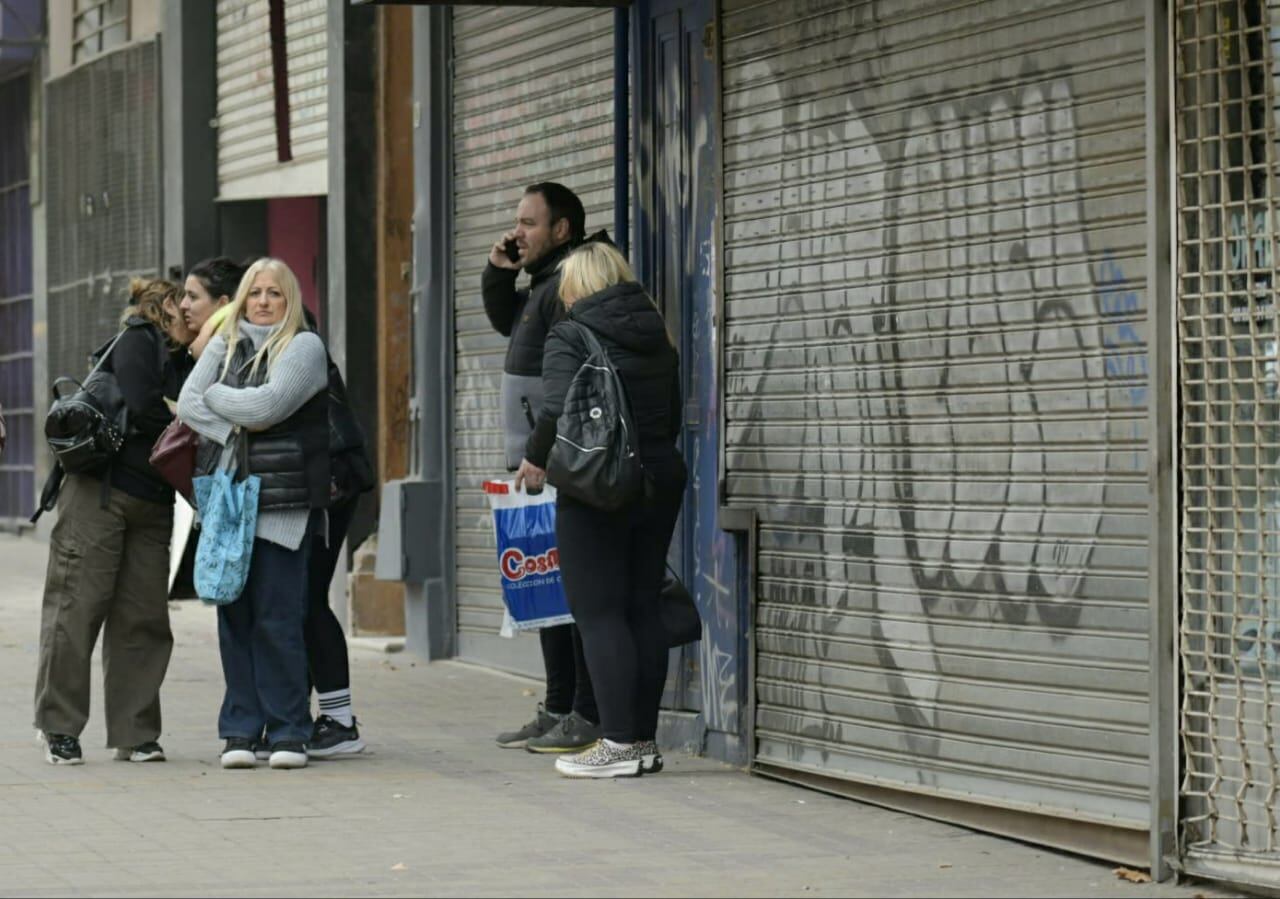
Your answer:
[723,0,1149,826]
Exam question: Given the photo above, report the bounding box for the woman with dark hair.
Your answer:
[34,278,197,765]
[298,306,372,758]
[182,256,247,358]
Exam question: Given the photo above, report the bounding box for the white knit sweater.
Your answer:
[177,321,328,550]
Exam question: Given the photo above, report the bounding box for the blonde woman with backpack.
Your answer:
[515,242,686,779]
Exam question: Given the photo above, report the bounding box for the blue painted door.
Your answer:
[635,0,743,736]
[0,72,34,525]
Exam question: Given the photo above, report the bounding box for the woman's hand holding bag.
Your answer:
[192,449,260,605]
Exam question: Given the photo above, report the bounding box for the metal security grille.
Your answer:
[46,41,160,388]
[450,6,616,674]
[0,72,34,525]
[1177,0,1280,882]
[721,0,1152,842]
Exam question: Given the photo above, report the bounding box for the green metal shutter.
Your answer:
[721,0,1151,834]
[450,6,616,674]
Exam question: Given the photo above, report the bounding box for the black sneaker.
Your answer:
[114,741,166,762]
[637,739,663,774]
[525,711,601,754]
[496,703,562,749]
[307,715,365,759]
[221,737,257,769]
[43,732,84,766]
[268,742,308,770]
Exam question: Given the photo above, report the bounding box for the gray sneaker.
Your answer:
[496,703,562,749]
[525,711,601,754]
[554,740,642,779]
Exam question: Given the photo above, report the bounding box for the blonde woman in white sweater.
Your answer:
[178,258,328,771]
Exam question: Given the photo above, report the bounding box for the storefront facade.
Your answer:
[373,0,1280,887]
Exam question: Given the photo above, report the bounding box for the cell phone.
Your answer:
[504,238,521,264]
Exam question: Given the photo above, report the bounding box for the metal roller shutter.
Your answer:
[451,6,616,673]
[282,0,327,169]
[722,0,1151,829]
[215,0,327,200]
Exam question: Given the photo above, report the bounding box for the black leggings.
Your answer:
[306,496,356,695]
[555,459,686,743]
[540,623,597,722]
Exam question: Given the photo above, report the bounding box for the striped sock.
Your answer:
[317,689,354,727]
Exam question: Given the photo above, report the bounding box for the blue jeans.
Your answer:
[217,536,312,745]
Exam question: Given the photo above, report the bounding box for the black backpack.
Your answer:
[545,322,646,510]
[42,327,136,475]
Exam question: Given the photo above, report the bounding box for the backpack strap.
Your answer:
[568,321,609,370]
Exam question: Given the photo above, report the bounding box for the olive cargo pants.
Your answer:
[33,473,174,748]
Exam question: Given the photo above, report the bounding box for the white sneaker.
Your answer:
[268,744,308,770]
[220,739,257,769]
[554,740,643,779]
[114,741,166,762]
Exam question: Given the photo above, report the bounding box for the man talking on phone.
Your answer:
[482,182,602,756]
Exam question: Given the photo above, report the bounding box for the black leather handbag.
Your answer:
[660,566,701,647]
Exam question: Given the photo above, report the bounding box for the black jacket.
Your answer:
[299,308,374,505]
[526,281,682,469]
[98,317,193,504]
[481,241,573,377]
[195,337,331,511]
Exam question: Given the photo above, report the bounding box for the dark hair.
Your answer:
[525,182,586,243]
[188,256,249,303]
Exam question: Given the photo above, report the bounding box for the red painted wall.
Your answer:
[267,196,322,325]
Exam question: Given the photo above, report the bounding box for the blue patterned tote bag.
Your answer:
[192,467,261,605]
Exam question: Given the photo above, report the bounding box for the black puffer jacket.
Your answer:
[525,281,681,469]
[481,241,573,377]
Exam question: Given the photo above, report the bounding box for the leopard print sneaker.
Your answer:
[554,739,643,779]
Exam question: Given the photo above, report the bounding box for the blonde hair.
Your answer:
[558,243,638,307]
[120,277,181,332]
[217,257,308,382]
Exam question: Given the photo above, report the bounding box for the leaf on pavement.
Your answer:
[1113,867,1152,884]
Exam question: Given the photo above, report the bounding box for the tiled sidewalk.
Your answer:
[0,534,1236,898]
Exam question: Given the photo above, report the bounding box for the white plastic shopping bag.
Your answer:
[484,479,573,632]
